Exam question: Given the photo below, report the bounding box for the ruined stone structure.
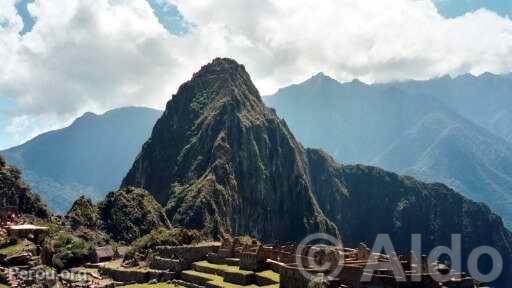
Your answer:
[202,239,481,288]
[151,242,221,273]
[91,245,115,263]
[217,238,241,258]
[239,244,267,271]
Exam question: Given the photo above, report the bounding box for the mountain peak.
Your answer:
[350,78,367,86]
[169,58,264,118]
[191,57,248,81]
[123,59,338,241]
[310,72,335,82]
[303,72,340,89]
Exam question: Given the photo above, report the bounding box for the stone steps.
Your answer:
[180,261,279,288]
[254,271,279,286]
[172,279,205,288]
[224,258,240,266]
[180,270,218,286]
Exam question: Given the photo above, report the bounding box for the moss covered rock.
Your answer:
[99,187,170,243]
[46,232,93,270]
[66,196,100,229]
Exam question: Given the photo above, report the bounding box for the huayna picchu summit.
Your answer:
[123,58,338,242]
[122,58,512,284]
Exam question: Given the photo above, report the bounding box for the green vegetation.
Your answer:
[125,227,204,261]
[255,270,280,284]
[0,236,18,250]
[67,196,100,229]
[181,269,278,288]
[189,261,279,287]
[0,155,51,218]
[120,284,184,288]
[50,232,93,270]
[99,187,170,243]
[193,261,252,275]
[0,239,34,257]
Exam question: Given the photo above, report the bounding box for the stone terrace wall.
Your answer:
[155,243,220,264]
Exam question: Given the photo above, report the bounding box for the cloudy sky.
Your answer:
[0,0,511,150]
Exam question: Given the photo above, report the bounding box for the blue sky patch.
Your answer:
[15,0,36,35]
[433,0,511,18]
[146,0,189,35]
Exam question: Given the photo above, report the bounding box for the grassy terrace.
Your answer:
[120,284,184,288]
[181,260,280,288]
[0,240,33,257]
[103,260,153,272]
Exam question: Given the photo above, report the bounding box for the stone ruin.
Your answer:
[201,240,481,288]
[239,242,267,271]
[151,242,221,272]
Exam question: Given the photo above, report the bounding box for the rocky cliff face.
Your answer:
[0,155,50,218]
[306,149,512,283]
[123,58,337,241]
[123,59,512,285]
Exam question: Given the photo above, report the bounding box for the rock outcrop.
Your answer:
[122,58,512,285]
[0,155,50,218]
[98,187,170,243]
[123,58,338,241]
[66,196,100,229]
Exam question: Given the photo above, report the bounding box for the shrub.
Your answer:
[125,228,205,261]
[50,232,93,270]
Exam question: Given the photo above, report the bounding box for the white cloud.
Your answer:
[172,0,512,90]
[1,0,512,149]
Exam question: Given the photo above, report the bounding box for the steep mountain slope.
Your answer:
[265,74,512,228]
[307,149,512,285]
[123,58,337,242]
[1,107,162,214]
[123,58,512,285]
[0,155,50,218]
[374,112,512,225]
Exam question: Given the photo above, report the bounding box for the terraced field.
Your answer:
[180,260,280,288]
[120,284,184,288]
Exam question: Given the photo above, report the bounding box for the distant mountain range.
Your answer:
[0,107,162,214]
[265,72,512,228]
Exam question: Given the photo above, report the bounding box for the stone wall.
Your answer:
[154,243,220,265]
[149,256,188,272]
[239,245,267,271]
[100,267,175,283]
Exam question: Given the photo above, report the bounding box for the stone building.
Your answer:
[91,245,115,263]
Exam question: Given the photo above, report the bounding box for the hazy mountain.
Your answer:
[123,58,512,285]
[374,111,512,227]
[265,72,512,228]
[265,73,449,163]
[384,72,512,143]
[1,107,162,214]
